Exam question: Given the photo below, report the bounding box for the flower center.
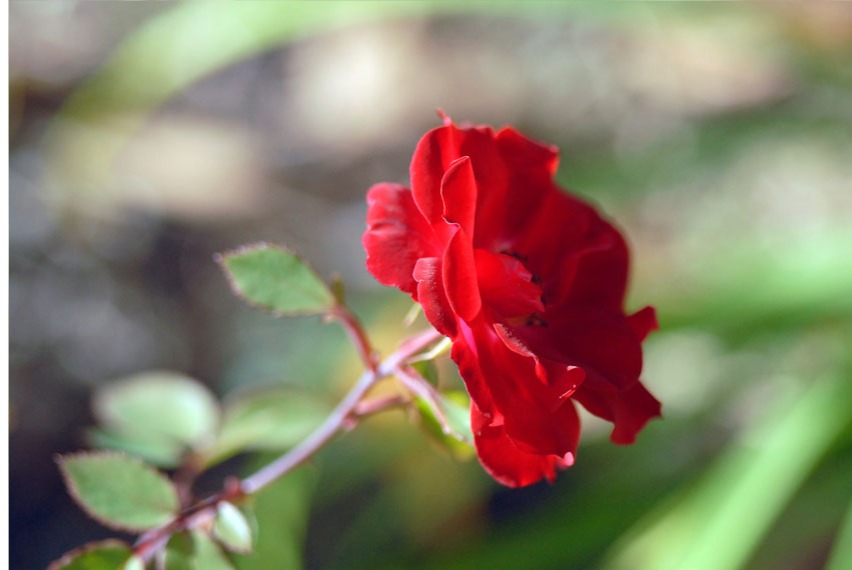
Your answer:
[474,249,544,322]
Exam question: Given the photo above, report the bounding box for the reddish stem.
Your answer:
[329,304,378,373]
[132,326,442,562]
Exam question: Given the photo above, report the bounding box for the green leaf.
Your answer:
[92,371,220,464]
[218,243,334,316]
[164,531,236,570]
[192,531,236,570]
[603,372,852,570]
[88,428,186,468]
[48,540,134,570]
[415,390,475,460]
[213,502,254,554]
[59,452,180,531]
[826,498,852,570]
[206,389,331,465]
[163,533,194,570]
[234,466,316,570]
[410,359,439,387]
[122,556,145,570]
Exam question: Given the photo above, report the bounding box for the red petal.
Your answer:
[519,306,659,442]
[413,257,457,337]
[474,249,543,319]
[441,156,477,235]
[512,191,629,311]
[363,183,438,295]
[573,373,661,444]
[451,319,580,457]
[472,404,578,488]
[495,126,559,176]
[410,123,510,248]
[628,306,659,341]
[525,307,643,388]
[410,125,462,225]
[489,127,560,241]
[442,228,481,322]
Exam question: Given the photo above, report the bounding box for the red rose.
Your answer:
[363,116,660,487]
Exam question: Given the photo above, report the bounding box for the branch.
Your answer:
[131,326,442,562]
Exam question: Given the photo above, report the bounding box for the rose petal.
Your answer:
[628,306,659,341]
[442,228,481,323]
[452,319,580,457]
[573,373,661,444]
[472,404,577,488]
[509,191,628,310]
[413,257,457,337]
[363,183,438,295]
[474,249,543,319]
[441,156,477,235]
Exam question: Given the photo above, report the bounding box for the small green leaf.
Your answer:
[88,428,186,468]
[206,389,330,465]
[48,540,134,570]
[163,531,237,570]
[234,466,316,570]
[213,502,254,554]
[59,452,180,531]
[410,359,440,387]
[218,243,334,316]
[416,390,475,460]
[122,556,145,570]
[93,371,220,462]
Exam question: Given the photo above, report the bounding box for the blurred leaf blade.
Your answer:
[88,428,186,468]
[191,531,236,570]
[826,499,852,570]
[603,371,852,570]
[206,388,331,466]
[415,390,475,460]
[213,502,254,554]
[93,371,220,463]
[58,452,180,532]
[47,540,135,570]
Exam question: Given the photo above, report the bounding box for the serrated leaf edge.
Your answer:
[215,241,334,317]
[46,539,133,570]
[57,451,180,533]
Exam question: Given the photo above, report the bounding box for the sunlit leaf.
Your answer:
[59,452,180,532]
[47,540,134,570]
[218,243,334,316]
[213,502,254,554]
[416,390,475,460]
[93,371,220,462]
[164,531,237,570]
[192,531,236,570]
[123,556,145,570]
[410,360,439,387]
[206,389,331,465]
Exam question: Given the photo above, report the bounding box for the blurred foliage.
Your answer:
[10,1,852,569]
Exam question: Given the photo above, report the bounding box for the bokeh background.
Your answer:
[9,2,852,569]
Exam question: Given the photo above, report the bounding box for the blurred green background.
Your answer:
[9,2,852,569]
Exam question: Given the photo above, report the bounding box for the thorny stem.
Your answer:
[328,304,379,372]
[132,321,442,562]
[241,326,440,495]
